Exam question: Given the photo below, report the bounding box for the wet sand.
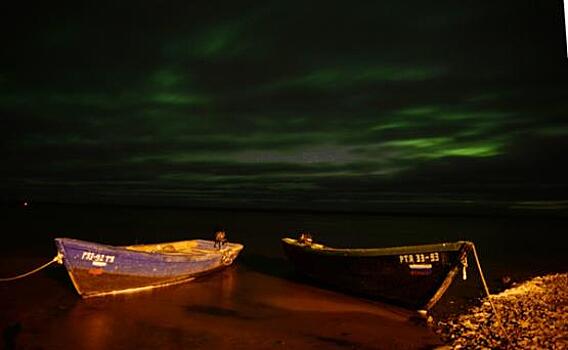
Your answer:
[1,256,442,349]
[1,203,566,349]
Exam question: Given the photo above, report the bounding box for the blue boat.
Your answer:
[55,237,244,298]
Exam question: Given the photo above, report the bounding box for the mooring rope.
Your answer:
[470,243,508,338]
[0,253,63,282]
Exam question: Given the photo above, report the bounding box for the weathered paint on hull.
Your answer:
[66,269,197,297]
[282,239,469,309]
[55,238,243,298]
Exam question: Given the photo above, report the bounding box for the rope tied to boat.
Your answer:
[460,254,468,280]
[469,243,508,339]
[0,252,63,282]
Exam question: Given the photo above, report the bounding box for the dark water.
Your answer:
[1,203,566,349]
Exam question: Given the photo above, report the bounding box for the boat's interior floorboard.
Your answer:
[125,240,240,256]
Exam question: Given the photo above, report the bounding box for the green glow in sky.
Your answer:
[150,93,210,105]
[2,1,567,210]
[267,65,445,91]
[193,24,245,58]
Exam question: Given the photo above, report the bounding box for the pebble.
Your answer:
[433,273,568,349]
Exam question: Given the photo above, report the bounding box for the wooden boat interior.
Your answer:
[125,239,242,256]
[282,238,470,255]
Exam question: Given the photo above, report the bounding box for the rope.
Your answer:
[470,243,508,338]
[0,253,63,282]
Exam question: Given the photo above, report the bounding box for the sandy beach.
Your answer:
[1,204,566,349]
[1,256,444,350]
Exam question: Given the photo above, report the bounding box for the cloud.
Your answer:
[1,1,567,211]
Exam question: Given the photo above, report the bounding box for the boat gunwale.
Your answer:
[282,238,471,257]
[55,237,244,261]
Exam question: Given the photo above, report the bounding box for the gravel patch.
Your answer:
[434,273,567,349]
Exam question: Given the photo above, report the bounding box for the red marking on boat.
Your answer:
[410,269,432,276]
[88,268,104,275]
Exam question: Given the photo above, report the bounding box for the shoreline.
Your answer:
[1,256,444,350]
[1,204,566,348]
[433,273,567,349]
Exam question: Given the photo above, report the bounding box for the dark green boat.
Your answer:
[282,236,472,310]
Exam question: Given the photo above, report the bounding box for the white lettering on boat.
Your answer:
[399,252,440,264]
[81,251,116,266]
[409,263,432,269]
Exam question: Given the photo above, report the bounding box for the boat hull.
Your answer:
[55,238,243,297]
[282,238,470,309]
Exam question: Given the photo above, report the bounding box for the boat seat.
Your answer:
[160,245,177,253]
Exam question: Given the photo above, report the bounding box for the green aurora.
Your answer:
[1,1,567,213]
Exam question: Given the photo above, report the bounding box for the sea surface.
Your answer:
[1,203,566,349]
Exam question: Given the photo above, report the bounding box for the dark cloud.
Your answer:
[1,1,567,213]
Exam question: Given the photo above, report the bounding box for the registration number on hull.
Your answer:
[399,252,440,264]
[81,251,116,267]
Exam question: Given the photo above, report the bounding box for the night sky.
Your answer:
[2,1,568,213]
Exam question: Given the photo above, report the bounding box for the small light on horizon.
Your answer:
[565,0,568,57]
